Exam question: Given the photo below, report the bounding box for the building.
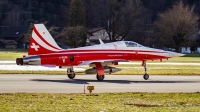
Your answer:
[0,39,18,49]
[0,25,29,48]
[87,27,123,45]
[181,32,200,53]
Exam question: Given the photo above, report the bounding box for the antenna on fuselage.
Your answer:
[99,39,104,44]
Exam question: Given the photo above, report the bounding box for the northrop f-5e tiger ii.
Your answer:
[16,24,185,81]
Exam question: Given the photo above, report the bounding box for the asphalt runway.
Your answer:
[0,74,200,93]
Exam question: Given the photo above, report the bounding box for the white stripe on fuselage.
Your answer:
[38,50,171,58]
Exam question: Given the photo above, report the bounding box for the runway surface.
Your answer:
[0,74,200,93]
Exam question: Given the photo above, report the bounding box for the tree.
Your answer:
[106,0,146,42]
[154,1,199,52]
[1,4,23,27]
[23,21,47,44]
[24,23,34,44]
[68,0,86,27]
[66,0,87,47]
[62,26,87,48]
[48,26,59,38]
[82,0,97,27]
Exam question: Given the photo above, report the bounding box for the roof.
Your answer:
[88,27,105,33]
[0,26,29,38]
[0,39,18,45]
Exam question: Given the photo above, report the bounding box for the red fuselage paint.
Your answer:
[38,49,169,66]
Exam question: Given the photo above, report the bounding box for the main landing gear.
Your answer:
[142,61,149,80]
[67,67,76,79]
[94,62,105,81]
[96,74,104,81]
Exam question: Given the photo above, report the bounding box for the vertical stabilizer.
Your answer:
[28,24,62,55]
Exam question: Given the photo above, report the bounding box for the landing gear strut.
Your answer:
[93,62,105,81]
[67,67,76,79]
[143,61,149,80]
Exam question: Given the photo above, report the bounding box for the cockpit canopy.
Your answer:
[125,41,144,47]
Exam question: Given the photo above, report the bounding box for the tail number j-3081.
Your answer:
[59,56,68,63]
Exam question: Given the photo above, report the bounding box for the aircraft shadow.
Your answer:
[31,79,200,84]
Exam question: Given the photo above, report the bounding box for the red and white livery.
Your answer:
[16,24,185,81]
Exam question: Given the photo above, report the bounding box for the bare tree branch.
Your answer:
[154,1,199,52]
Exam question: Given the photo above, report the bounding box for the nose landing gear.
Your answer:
[142,61,149,80]
[143,73,149,80]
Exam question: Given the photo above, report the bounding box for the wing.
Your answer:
[79,59,128,66]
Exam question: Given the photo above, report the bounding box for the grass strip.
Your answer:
[0,69,200,75]
[0,49,27,60]
[0,92,199,112]
[1,64,200,75]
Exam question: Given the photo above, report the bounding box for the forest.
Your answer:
[0,0,199,52]
[0,0,199,28]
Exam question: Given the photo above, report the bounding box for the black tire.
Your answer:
[96,74,104,81]
[19,58,23,65]
[143,73,149,80]
[67,72,76,79]
[16,58,19,65]
[109,68,112,74]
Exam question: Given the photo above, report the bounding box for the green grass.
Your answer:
[183,53,200,57]
[0,49,200,75]
[0,92,199,112]
[158,57,200,63]
[0,49,27,60]
[1,64,200,75]
[114,64,200,75]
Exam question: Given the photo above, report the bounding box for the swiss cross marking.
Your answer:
[62,58,65,63]
[59,56,68,63]
[30,43,40,51]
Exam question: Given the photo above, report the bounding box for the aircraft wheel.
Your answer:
[20,58,24,65]
[143,73,149,80]
[96,74,104,81]
[68,72,76,79]
[16,58,19,65]
[109,68,112,74]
